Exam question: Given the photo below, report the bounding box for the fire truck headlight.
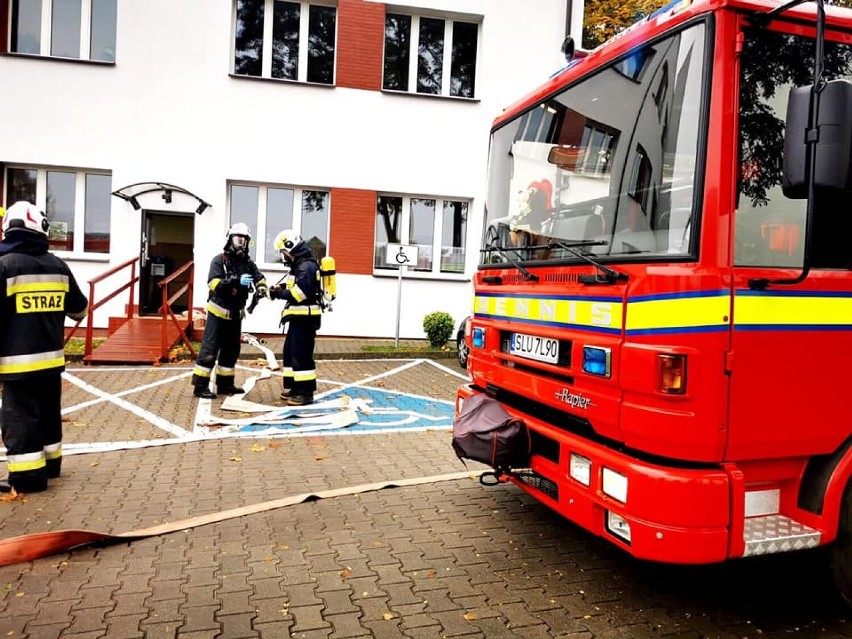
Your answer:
[569,453,591,486]
[602,467,628,503]
[472,327,485,348]
[606,511,632,543]
[582,346,611,377]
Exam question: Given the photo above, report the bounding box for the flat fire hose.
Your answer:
[0,470,482,567]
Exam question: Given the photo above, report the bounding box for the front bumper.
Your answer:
[457,386,732,563]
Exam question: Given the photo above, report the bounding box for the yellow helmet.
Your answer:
[274,229,302,253]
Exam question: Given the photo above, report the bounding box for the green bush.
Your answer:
[422,311,455,347]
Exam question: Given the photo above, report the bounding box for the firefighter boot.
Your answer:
[194,385,217,400]
[280,388,293,399]
[286,394,313,406]
[0,475,47,493]
[218,384,244,396]
[46,457,62,479]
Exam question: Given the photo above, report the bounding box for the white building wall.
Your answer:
[1,0,571,338]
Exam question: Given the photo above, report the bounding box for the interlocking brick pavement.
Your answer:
[1,356,851,637]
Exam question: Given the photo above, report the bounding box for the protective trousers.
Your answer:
[1,373,62,492]
[191,314,242,393]
[282,320,317,396]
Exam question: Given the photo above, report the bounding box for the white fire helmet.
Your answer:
[224,222,252,252]
[2,201,50,237]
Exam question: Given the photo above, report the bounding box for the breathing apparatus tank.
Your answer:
[320,256,336,311]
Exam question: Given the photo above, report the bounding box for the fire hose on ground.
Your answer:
[0,471,483,567]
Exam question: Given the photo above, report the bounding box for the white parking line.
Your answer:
[2,359,458,459]
[62,371,194,414]
[62,371,191,438]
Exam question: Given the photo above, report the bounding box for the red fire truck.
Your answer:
[457,0,852,598]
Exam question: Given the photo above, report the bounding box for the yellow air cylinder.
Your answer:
[320,256,336,304]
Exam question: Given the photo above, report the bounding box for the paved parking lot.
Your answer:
[0,357,851,638]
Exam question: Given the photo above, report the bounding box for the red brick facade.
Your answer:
[330,188,377,275]
[330,1,385,274]
[336,0,385,91]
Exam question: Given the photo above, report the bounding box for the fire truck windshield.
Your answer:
[482,22,708,266]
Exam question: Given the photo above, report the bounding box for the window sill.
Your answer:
[0,52,115,66]
[228,73,336,89]
[373,269,470,283]
[53,252,112,263]
[380,89,480,103]
[258,263,290,274]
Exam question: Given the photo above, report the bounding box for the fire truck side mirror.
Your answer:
[561,35,575,63]
[783,79,852,198]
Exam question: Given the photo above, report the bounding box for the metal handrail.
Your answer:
[157,260,196,360]
[64,256,139,358]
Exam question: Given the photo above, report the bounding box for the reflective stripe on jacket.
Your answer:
[205,253,265,318]
[277,251,321,321]
[0,249,88,380]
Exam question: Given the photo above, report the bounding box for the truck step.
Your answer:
[743,514,821,557]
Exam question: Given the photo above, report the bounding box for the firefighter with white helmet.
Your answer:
[191,222,268,399]
[0,201,88,493]
[269,229,322,405]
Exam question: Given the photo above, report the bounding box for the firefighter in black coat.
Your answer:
[191,223,268,399]
[0,202,88,493]
[269,230,321,406]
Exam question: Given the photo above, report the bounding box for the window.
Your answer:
[514,106,618,177]
[10,0,117,61]
[577,124,618,176]
[374,195,469,274]
[3,166,112,254]
[228,183,330,264]
[233,0,337,84]
[383,13,479,98]
[735,28,852,270]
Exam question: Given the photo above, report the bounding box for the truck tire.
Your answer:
[832,482,852,606]
[457,328,469,369]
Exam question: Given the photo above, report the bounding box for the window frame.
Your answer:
[373,193,471,280]
[2,164,112,258]
[8,0,117,62]
[231,0,338,85]
[227,181,331,269]
[382,11,481,99]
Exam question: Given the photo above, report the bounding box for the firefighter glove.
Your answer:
[239,274,253,287]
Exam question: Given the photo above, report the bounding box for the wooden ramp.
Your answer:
[83,317,184,364]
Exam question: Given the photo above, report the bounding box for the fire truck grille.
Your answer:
[515,471,559,501]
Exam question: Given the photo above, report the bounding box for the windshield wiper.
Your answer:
[481,245,539,281]
[546,240,629,285]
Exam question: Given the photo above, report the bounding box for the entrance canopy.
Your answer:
[112,182,210,214]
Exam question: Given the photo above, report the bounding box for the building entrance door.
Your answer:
[139,210,195,316]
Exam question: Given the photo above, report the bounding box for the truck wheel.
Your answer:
[832,482,852,606]
[457,330,469,369]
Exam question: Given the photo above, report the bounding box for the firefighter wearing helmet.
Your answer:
[268,229,321,406]
[0,201,88,494]
[191,222,268,399]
